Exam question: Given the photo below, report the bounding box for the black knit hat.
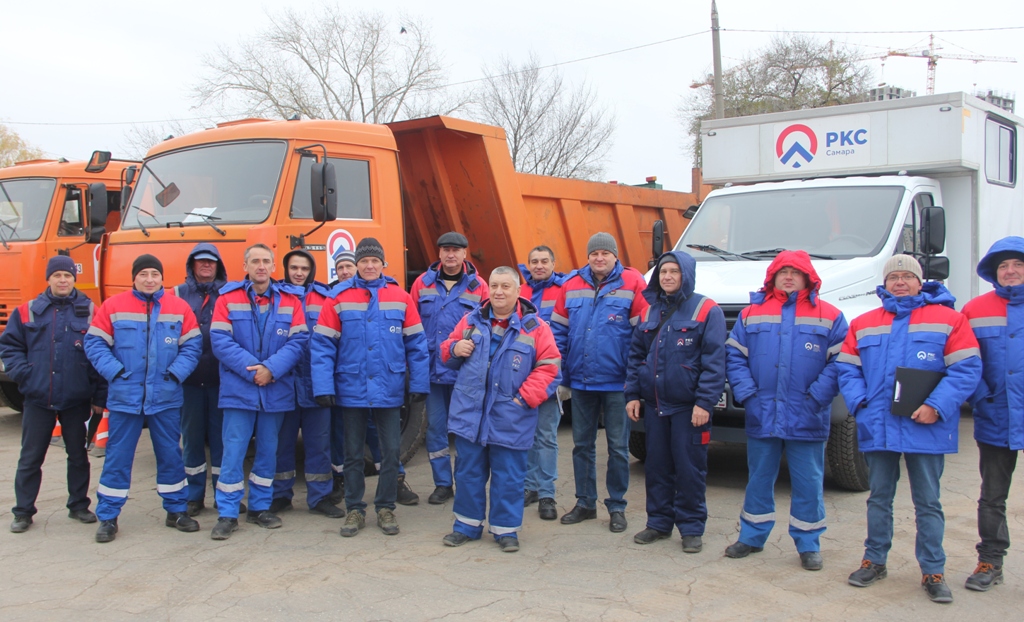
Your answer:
[354,237,385,263]
[46,255,77,281]
[437,231,469,248]
[132,254,164,280]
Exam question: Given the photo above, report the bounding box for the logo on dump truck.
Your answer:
[774,114,870,172]
[325,228,356,282]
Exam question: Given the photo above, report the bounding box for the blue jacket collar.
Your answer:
[132,287,164,303]
[517,264,568,291]
[578,261,623,289]
[877,281,955,317]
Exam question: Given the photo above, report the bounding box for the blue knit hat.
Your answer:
[46,255,77,280]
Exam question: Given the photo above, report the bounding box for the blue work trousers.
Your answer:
[273,406,332,507]
[180,385,223,503]
[216,408,284,519]
[570,390,629,513]
[342,407,400,514]
[525,396,560,498]
[425,383,454,487]
[452,436,528,540]
[643,409,709,536]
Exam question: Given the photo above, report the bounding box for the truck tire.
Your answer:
[628,430,647,462]
[0,382,24,412]
[398,396,427,464]
[826,414,870,492]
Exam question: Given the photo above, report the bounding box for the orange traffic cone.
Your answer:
[89,410,109,457]
[50,420,65,447]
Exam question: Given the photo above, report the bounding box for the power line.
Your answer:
[724,26,1024,35]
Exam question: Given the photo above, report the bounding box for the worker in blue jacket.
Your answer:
[2,256,107,533]
[625,250,726,555]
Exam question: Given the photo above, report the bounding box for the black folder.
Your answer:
[891,366,945,417]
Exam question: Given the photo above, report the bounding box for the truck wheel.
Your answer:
[826,414,870,492]
[628,430,647,462]
[398,396,427,465]
[0,382,24,412]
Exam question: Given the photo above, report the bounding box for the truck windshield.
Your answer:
[677,186,906,260]
[123,141,287,230]
[0,178,57,242]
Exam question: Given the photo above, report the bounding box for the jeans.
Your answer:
[570,389,629,513]
[180,385,223,502]
[525,396,560,498]
[331,406,405,476]
[863,451,946,574]
[452,436,528,540]
[342,407,400,513]
[644,409,710,537]
[425,383,454,487]
[216,408,284,518]
[976,441,1019,565]
[13,402,91,517]
[737,437,826,552]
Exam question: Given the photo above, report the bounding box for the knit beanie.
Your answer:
[587,232,618,257]
[46,255,77,280]
[354,237,385,263]
[333,249,356,266]
[883,254,923,283]
[132,254,164,280]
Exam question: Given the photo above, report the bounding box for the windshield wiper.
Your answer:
[741,247,836,260]
[686,243,756,261]
[125,203,157,237]
[0,182,20,249]
[182,211,227,236]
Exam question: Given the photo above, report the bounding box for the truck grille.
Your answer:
[0,289,18,329]
[718,304,747,333]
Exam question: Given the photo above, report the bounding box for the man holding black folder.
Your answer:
[837,254,981,604]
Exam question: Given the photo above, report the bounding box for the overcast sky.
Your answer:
[3,0,1021,191]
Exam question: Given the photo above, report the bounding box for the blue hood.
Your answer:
[643,250,696,304]
[185,242,227,286]
[978,237,1024,303]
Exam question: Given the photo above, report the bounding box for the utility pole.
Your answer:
[711,1,725,119]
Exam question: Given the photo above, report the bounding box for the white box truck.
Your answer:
[632,92,1022,491]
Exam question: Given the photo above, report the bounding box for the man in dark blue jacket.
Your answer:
[625,251,725,554]
[172,243,229,517]
[2,256,107,533]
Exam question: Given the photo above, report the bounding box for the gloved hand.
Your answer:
[315,395,336,408]
[557,386,572,402]
[409,392,428,403]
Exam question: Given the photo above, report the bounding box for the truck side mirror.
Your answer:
[86,182,108,244]
[683,204,700,220]
[85,151,111,173]
[649,220,665,269]
[922,255,949,281]
[124,165,137,186]
[310,161,337,222]
[120,187,132,211]
[921,206,945,255]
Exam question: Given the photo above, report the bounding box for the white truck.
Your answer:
[632,92,1022,491]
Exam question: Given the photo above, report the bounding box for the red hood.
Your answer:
[762,250,821,300]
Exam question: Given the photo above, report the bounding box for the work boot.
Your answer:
[396,474,420,506]
[443,532,473,547]
[269,498,293,513]
[682,535,703,553]
[165,512,200,532]
[210,517,238,540]
[10,515,32,533]
[724,541,763,559]
[524,490,539,506]
[329,475,345,505]
[68,508,98,524]
[340,510,366,537]
[847,560,887,587]
[186,500,205,517]
[497,536,520,553]
[538,498,558,521]
[309,498,345,518]
[560,504,597,525]
[95,519,118,543]
[377,508,400,536]
[633,527,671,545]
[965,562,1004,591]
[246,510,283,529]
[428,485,454,505]
[800,551,823,571]
[922,574,953,604]
[609,511,627,533]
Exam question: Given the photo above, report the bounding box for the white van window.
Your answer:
[986,118,1016,186]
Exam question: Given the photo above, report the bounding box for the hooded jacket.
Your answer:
[962,236,1024,450]
[410,260,489,384]
[172,243,227,387]
[0,288,107,411]
[625,251,726,423]
[282,249,332,410]
[837,281,981,454]
[440,298,561,450]
[725,251,848,441]
[518,264,569,324]
[550,261,649,391]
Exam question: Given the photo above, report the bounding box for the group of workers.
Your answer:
[2,229,1023,605]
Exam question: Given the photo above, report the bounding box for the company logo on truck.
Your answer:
[776,124,817,168]
[773,114,870,173]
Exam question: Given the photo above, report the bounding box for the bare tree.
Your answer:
[119,120,206,161]
[0,124,43,168]
[194,8,465,123]
[681,35,872,167]
[473,54,614,180]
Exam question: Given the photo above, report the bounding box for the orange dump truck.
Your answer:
[0,154,135,410]
[96,114,708,455]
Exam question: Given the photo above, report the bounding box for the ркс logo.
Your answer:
[776,124,817,169]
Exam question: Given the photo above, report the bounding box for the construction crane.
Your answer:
[885,34,1016,95]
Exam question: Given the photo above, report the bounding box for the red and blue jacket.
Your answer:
[410,261,488,385]
[517,264,569,324]
[311,275,430,408]
[725,251,848,441]
[837,282,981,454]
[550,261,649,391]
[440,298,561,450]
[625,251,726,425]
[0,288,106,411]
[962,236,1024,450]
[210,280,308,413]
[85,288,201,415]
